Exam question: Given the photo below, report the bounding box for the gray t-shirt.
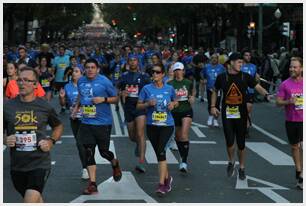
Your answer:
[4,96,62,172]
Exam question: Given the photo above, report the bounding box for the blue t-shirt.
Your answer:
[202,63,226,90]
[241,63,257,94]
[91,53,107,65]
[52,55,70,82]
[138,83,176,126]
[78,74,117,125]
[64,82,79,108]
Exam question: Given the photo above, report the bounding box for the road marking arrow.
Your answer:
[70,171,157,203]
[235,175,289,203]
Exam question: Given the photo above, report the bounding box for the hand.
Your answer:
[147,99,156,107]
[70,106,79,120]
[38,139,53,152]
[6,135,16,147]
[92,97,105,104]
[121,90,128,98]
[188,96,195,104]
[288,97,296,105]
[59,88,65,98]
[167,102,176,111]
[210,107,220,118]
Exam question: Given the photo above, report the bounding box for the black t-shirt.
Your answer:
[37,52,55,67]
[4,97,62,171]
[214,71,257,116]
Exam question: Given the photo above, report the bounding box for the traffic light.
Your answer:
[282,22,290,37]
[132,13,137,21]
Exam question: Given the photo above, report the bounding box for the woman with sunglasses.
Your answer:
[137,63,178,196]
[168,62,195,173]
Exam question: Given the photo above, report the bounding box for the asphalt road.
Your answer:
[3,96,303,203]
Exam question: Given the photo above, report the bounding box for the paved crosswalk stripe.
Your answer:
[209,161,239,165]
[145,140,178,164]
[246,142,294,166]
[191,122,208,128]
[111,104,123,136]
[191,126,206,138]
[95,140,116,164]
[118,102,129,135]
[252,124,287,145]
[190,141,216,144]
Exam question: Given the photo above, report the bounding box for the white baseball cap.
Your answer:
[173,62,184,71]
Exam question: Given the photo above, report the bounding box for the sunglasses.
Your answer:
[16,78,37,84]
[152,70,162,74]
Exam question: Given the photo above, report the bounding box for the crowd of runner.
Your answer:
[3,40,303,202]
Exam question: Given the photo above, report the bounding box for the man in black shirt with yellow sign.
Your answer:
[4,67,63,203]
[210,52,271,180]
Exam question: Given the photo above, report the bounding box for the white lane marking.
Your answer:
[51,161,56,165]
[61,135,128,138]
[252,123,287,145]
[145,140,178,164]
[190,141,216,144]
[55,141,62,144]
[246,142,294,166]
[118,101,129,135]
[209,161,239,165]
[236,175,289,203]
[111,104,123,136]
[70,171,157,203]
[95,140,116,164]
[191,126,206,138]
[191,122,208,128]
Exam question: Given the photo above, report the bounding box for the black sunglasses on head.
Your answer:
[152,70,162,74]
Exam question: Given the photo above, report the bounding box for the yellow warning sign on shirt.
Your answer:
[225,83,243,105]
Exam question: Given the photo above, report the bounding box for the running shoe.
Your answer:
[83,182,98,195]
[179,162,188,173]
[213,119,219,127]
[156,184,167,196]
[169,138,178,151]
[164,176,173,193]
[81,168,89,180]
[238,168,246,180]
[227,161,235,177]
[207,115,213,126]
[135,162,146,173]
[297,177,303,190]
[112,159,122,182]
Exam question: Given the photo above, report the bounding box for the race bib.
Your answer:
[176,89,188,101]
[152,111,167,125]
[41,79,50,87]
[126,85,139,97]
[226,106,241,119]
[70,106,82,118]
[295,95,303,110]
[82,105,96,118]
[114,72,120,80]
[15,132,37,152]
[59,63,66,69]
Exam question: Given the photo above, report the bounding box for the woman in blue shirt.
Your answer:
[137,63,178,196]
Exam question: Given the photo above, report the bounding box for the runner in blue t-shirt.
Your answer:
[117,54,151,173]
[71,59,122,195]
[202,53,225,127]
[241,49,259,137]
[137,64,178,196]
[59,66,88,180]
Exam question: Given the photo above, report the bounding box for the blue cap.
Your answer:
[128,53,138,60]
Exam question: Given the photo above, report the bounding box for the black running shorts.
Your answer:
[285,121,303,145]
[172,109,193,127]
[10,168,50,197]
